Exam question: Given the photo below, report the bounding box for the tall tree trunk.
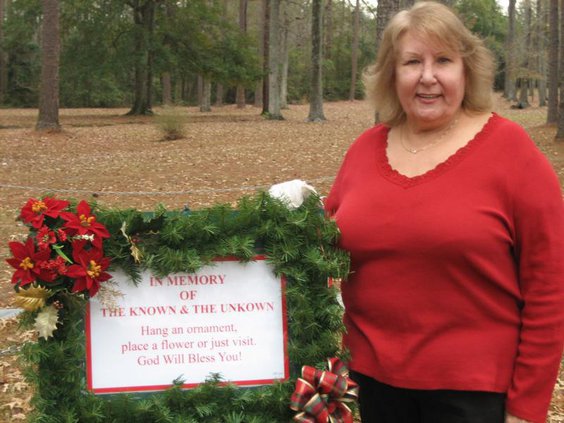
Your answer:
[280,2,289,109]
[235,85,246,108]
[162,72,172,105]
[197,75,203,105]
[129,29,148,114]
[376,0,399,49]
[349,0,360,101]
[517,0,532,108]
[308,0,326,121]
[214,0,226,107]
[558,84,564,139]
[0,0,6,104]
[537,0,547,106]
[127,0,156,115]
[504,0,517,100]
[200,76,211,112]
[261,0,270,114]
[236,0,248,108]
[267,0,283,119]
[146,18,154,109]
[325,0,333,60]
[557,0,564,138]
[36,0,60,131]
[518,79,530,108]
[215,83,223,107]
[254,0,264,109]
[161,2,176,106]
[547,0,559,123]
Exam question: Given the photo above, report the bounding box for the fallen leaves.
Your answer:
[0,96,563,421]
[0,317,34,421]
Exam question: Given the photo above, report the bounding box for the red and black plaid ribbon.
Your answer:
[290,358,359,423]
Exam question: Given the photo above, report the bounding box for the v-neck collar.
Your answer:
[375,113,497,188]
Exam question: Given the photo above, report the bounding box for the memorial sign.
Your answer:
[86,257,288,394]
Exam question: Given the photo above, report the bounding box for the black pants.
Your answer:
[351,371,506,423]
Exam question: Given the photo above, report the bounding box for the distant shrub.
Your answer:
[156,107,187,141]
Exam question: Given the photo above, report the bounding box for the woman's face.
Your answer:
[394,31,466,131]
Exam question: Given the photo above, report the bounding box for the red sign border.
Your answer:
[85,255,289,394]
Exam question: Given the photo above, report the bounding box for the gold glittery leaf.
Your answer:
[14,286,52,312]
[130,243,143,263]
[35,305,59,339]
[121,221,143,264]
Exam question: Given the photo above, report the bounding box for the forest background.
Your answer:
[0,0,562,127]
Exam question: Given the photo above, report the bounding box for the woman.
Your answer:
[324,2,564,423]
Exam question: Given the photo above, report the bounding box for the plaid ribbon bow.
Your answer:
[290,358,359,423]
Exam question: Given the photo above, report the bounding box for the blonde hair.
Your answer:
[363,1,495,126]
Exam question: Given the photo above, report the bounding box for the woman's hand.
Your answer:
[505,413,532,423]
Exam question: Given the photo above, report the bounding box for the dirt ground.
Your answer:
[1,97,564,421]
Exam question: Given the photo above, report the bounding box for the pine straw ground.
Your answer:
[0,97,564,422]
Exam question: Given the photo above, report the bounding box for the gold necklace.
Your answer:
[400,117,459,155]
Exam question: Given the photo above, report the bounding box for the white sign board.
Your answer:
[86,257,289,394]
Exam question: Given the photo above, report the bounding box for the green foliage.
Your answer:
[454,0,507,87]
[2,0,262,107]
[2,0,41,107]
[19,193,350,422]
[161,1,261,87]
[59,0,132,107]
[2,0,513,107]
[455,0,506,40]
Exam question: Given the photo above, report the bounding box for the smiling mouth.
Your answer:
[417,94,441,99]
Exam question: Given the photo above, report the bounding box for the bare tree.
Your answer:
[308,0,326,121]
[36,0,60,131]
[547,0,559,123]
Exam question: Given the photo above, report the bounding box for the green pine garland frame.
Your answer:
[17,193,350,422]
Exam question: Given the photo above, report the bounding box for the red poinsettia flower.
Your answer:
[66,246,111,297]
[39,256,68,276]
[6,238,55,286]
[56,228,67,242]
[60,200,110,248]
[36,225,57,250]
[20,197,70,229]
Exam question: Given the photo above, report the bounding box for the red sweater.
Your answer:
[325,114,564,423]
